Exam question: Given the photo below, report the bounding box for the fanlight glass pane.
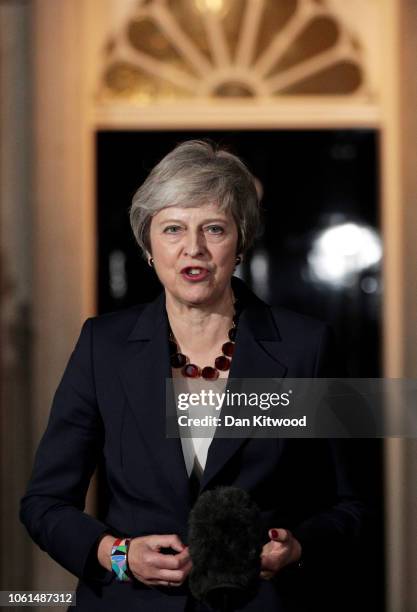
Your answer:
[280,61,362,95]
[128,18,185,64]
[255,0,298,59]
[266,17,340,77]
[104,62,190,101]
[166,0,212,63]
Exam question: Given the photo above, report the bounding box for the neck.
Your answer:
[165,288,235,354]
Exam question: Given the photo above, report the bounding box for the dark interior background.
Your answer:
[96,130,384,610]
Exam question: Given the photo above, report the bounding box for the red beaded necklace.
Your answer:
[169,311,239,381]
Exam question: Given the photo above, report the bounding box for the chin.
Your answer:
[176,284,219,306]
[182,290,213,306]
[166,276,232,307]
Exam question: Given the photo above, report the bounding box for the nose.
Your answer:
[183,228,206,258]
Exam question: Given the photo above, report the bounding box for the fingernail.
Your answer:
[270,529,278,539]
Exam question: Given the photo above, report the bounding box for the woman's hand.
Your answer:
[260,528,302,580]
[127,534,192,587]
[98,533,191,586]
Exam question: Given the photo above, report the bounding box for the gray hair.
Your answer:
[129,139,260,256]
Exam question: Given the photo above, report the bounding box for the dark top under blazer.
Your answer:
[20,278,365,611]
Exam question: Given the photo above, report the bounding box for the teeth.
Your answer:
[188,268,201,275]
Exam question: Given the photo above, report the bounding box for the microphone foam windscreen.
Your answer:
[188,486,262,607]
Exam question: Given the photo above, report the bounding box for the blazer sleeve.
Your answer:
[290,325,369,567]
[19,318,112,583]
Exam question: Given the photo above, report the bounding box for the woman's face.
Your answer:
[149,202,239,307]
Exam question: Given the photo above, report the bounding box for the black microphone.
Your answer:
[188,486,262,611]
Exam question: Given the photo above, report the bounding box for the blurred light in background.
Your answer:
[109,249,127,299]
[361,275,379,294]
[194,0,227,16]
[250,248,270,301]
[307,221,382,288]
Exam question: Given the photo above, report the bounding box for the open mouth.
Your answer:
[181,267,210,281]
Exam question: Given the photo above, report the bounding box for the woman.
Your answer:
[20,140,364,611]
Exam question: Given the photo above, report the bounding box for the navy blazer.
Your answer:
[20,278,365,611]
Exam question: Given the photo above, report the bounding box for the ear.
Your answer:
[235,245,243,259]
[145,251,154,268]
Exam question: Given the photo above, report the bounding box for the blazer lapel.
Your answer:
[200,279,288,492]
[117,292,191,513]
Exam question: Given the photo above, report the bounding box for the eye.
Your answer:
[206,225,224,234]
[163,225,182,234]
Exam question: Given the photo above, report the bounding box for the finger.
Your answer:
[172,547,191,566]
[148,579,185,588]
[269,528,289,542]
[261,551,285,572]
[156,565,192,584]
[132,559,192,585]
[140,578,172,588]
[261,541,285,555]
[147,534,186,553]
[151,549,191,570]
